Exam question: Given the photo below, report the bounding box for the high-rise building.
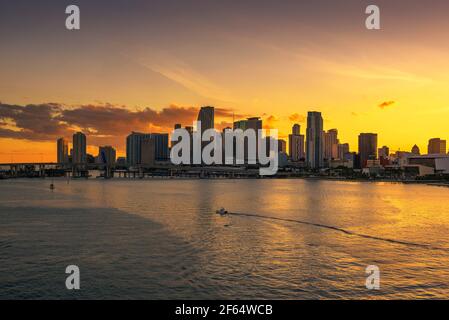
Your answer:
[72,132,87,164]
[152,133,169,161]
[428,138,446,154]
[278,139,287,153]
[337,143,350,160]
[98,146,116,165]
[197,106,214,132]
[306,111,324,169]
[378,145,390,159]
[288,124,305,162]
[358,133,378,168]
[126,132,152,166]
[127,132,169,166]
[324,129,338,161]
[233,117,263,163]
[411,144,420,155]
[57,138,69,164]
[141,137,156,165]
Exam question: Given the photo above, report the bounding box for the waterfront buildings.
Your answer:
[428,138,447,154]
[126,132,152,166]
[197,106,215,132]
[324,129,338,161]
[306,112,324,169]
[358,133,378,168]
[288,124,305,162]
[57,138,69,164]
[233,117,263,163]
[278,139,287,154]
[72,132,87,164]
[98,146,116,165]
[127,132,169,166]
[337,143,350,160]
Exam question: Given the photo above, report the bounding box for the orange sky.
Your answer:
[1,1,449,162]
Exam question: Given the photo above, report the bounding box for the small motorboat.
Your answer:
[216,208,228,215]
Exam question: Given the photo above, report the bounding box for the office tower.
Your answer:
[289,124,305,162]
[72,132,87,164]
[278,139,287,153]
[306,111,324,169]
[358,133,378,168]
[152,133,169,161]
[57,138,69,164]
[292,124,300,135]
[428,138,446,154]
[197,106,215,132]
[141,137,156,165]
[337,143,350,160]
[233,117,263,163]
[324,129,338,161]
[411,144,420,155]
[98,146,116,165]
[378,146,389,159]
[126,132,152,166]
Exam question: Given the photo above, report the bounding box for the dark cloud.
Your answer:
[378,101,396,109]
[0,102,237,151]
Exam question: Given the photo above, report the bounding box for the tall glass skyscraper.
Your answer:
[72,132,86,164]
[57,137,69,164]
[358,133,378,168]
[197,106,215,132]
[306,111,324,169]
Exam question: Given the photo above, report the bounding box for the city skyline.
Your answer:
[1,102,449,164]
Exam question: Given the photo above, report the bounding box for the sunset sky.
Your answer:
[1,0,449,162]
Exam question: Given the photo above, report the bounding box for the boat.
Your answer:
[216,208,228,215]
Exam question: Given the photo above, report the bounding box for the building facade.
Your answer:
[306,111,324,169]
[57,138,69,164]
[358,133,378,168]
[72,132,87,164]
[428,138,447,154]
[288,124,305,162]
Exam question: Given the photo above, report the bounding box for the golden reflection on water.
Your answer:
[1,178,449,299]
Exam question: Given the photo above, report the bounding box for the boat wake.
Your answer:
[226,211,449,252]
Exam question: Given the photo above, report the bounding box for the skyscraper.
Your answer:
[126,132,152,166]
[324,129,338,161]
[57,138,69,164]
[278,139,287,153]
[197,106,215,132]
[358,133,378,168]
[72,132,86,164]
[98,146,116,165]
[378,145,390,159]
[306,111,324,169]
[337,143,350,160]
[428,138,446,154]
[289,124,305,162]
[233,117,263,163]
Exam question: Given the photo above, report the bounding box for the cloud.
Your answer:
[378,101,396,109]
[0,102,237,152]
[288,113,306,123]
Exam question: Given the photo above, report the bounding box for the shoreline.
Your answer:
[1,174,448,187]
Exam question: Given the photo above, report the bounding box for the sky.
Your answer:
[1,0,449,162]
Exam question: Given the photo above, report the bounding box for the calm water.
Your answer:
[1,178,449,299]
